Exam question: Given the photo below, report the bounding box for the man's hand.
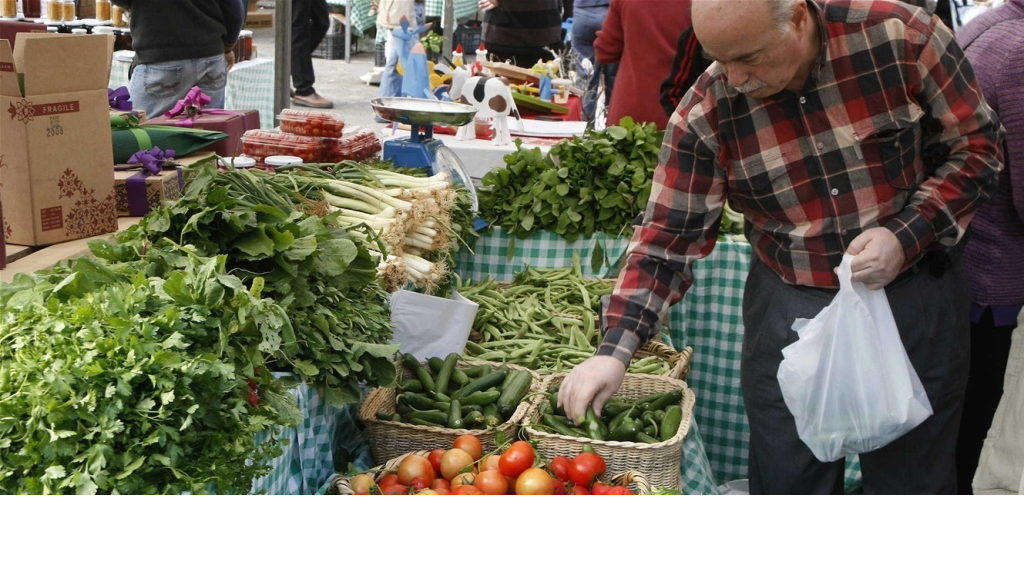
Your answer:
[225,49,236,72]
[846,227,906,289]
[479,0,498,11]
[557,356,627,425]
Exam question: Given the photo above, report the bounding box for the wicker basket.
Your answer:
[326,450,652,495]
[357,360,540,465]
[523,372,696,490]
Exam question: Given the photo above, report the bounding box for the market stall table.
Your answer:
[108,56,275,130]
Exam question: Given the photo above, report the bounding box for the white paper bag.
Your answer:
[777,255,933,462]
[389,289,479,361]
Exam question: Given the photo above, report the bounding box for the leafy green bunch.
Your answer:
[479,118,664,242]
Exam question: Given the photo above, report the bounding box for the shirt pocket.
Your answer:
[141,63,184,99]
[855,105,925,191]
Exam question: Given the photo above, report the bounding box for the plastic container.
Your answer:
[278,108,346,138]
[240,129,321,163]
[319,128,382,163]
[264,155,304,169]
[70,27,87,34]
[218,156,257,169]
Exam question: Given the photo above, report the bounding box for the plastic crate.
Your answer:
[454,21,482,52]
[313,31,349,60]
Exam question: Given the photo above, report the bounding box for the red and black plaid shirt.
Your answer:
[600,0,1004,365]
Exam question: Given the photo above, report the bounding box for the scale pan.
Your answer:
[370,98,478,127]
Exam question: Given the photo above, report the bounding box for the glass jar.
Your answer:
[45,0,60,21]
[116,26,131,50]
[96,0,110,22]
[111,4,126,26]
[61,0,74,22]
[240,30,253,62]
[0,0,18,19]
[24,0,40,18]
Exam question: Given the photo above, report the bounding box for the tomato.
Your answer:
[549,456,572,482]
[505,475,518,494]
[416,488,439,495]
[568,452,606,488]
[378,474,402,489]
[382,484,409,495]
[450,472,476,489]
[430,478,450,492]
[590,482,612,495]
[453,435,483,461]
[398,454,436,486]
[452,484,485,495]
[552,480,567,495]
[479,454,501,472]
[349,474,375,496]
[427,448,446,476]
[408,476,431,491]
[515,467,555,495]
[475,470,509,495]
[607,486,635,495]
[441,448,475,480]
[568,484,590,495]
[433,487,452,495]
[499,441,535,478]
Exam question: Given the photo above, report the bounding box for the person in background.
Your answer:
[593,0,692,130]
[478,0,563,68]
[558,0,1004,494]
[571,0,617,123]
[291,0,334,108]
[954,0,1024,494]
[113,0,245,119]
[658,25,713,119]
[372,0,424,104]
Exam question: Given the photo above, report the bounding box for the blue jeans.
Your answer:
[571,6,617,120]
[129,54,227,119]
[378,2,425,99]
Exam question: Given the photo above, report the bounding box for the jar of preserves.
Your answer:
[0,0,18,19]
[45,0,60,22]
[117,26,131,50]
[111,4,126,26]
[61,0,74,22]
[24,0,40,18]
[240,30,253,62]
[96,0,111,22]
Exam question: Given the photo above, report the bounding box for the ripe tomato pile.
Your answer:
[348,436,636,495]
[278,109,346,138]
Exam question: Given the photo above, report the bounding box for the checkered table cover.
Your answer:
[108,58,276,130]
[456,226,863,493]
[425,0,480,27]
[251,382,374,495]
[326,0,376,34]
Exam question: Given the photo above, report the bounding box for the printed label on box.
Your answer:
[40,206,62,231]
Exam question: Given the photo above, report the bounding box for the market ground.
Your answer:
[250,11,382,130]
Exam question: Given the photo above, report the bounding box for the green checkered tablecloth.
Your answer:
[455,226,863,493]
[251,381,374,495]
[108,57,276,130]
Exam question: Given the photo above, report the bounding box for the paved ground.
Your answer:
[250,8,383,130]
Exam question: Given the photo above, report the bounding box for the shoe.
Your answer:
[292,92,334,109]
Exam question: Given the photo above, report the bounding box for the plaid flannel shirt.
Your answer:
[599,0,1004,365]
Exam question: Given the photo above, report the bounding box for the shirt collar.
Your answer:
[807,0,828,83]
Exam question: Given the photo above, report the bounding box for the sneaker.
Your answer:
[292,92,334,109]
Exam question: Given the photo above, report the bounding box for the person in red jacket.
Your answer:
[594,0,693,130]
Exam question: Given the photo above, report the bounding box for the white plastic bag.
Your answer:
[777,254,933,462]
[389,289,478,361]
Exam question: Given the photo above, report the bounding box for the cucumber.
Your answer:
[648,389,683,412]
[448,399,463,430]
[496,370,533,418]
[427,356,446,375]
[434,353,460,395]
[396,392,436,411]
[458,389,502,406]
[405,409,447,426]
[660,405,683,441]
[452,370,507,400]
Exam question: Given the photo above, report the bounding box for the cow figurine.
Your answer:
[449,67,523,145]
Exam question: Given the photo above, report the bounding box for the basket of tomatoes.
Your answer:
[357,354,544,465]
[327,436,650,495]
[522,372,695,490]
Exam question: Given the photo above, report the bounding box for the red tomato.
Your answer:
[427,448,446,476]
[499,441,535,478]
[453,435,483,461]
[590,482,612,495]
[433,487,452,495]
[397,454,436,486]
[450,472,476,489]
[475,470,509,495]
[408,476,431,491]
[349,474,375,495]
[382,484,409,495]
[569,484,590,495]
[552,480,567,495]
[479,454,501,472]
[452,485,485,495]
[549,456,572,482]
[378,474,402,489]
[568,452,606,487]
[515,468,555,495]
[440,448,475,480]
[607,486,635,495]
[430,478,450,492]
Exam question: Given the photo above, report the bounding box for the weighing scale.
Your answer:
[371,97,480,209]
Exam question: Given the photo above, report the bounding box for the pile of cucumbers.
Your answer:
[532,384,685,444]
[376,353,534,430]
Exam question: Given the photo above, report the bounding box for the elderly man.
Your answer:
[558,0,1003,494]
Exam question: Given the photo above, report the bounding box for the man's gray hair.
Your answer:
[767,0,803,35]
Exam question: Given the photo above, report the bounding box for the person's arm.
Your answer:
[880,16,1004,266]
[593,0,624,65]
[221,0,246,48]
[659,26,713,119]
[997,36,1024,224]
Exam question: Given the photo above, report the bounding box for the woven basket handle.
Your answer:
[608,470,652,495]
[329,450,432,495]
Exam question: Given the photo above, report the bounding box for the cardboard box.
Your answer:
[245,10,273,29]
[0,34,117,246]
[248,0,259,11]
[113,153,215,217]
[142,108,260,158]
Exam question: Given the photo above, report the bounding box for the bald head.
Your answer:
[692,0,818,98]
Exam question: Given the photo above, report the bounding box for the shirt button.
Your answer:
[841,228,849,235]
[831,188,839,196]
[799,96,807,104]
[816,141,824,150]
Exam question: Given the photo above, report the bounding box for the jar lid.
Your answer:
[218,156,257,169]
[264,155,303,167]
[240,30,253,37]
[93,26,114,33]
[71,28,88,34]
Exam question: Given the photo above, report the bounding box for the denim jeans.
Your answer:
[571,6,618,121]
[378,1,425,99]
[128,54,227,119]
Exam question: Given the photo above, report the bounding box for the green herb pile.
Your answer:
[479,118,664,242]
